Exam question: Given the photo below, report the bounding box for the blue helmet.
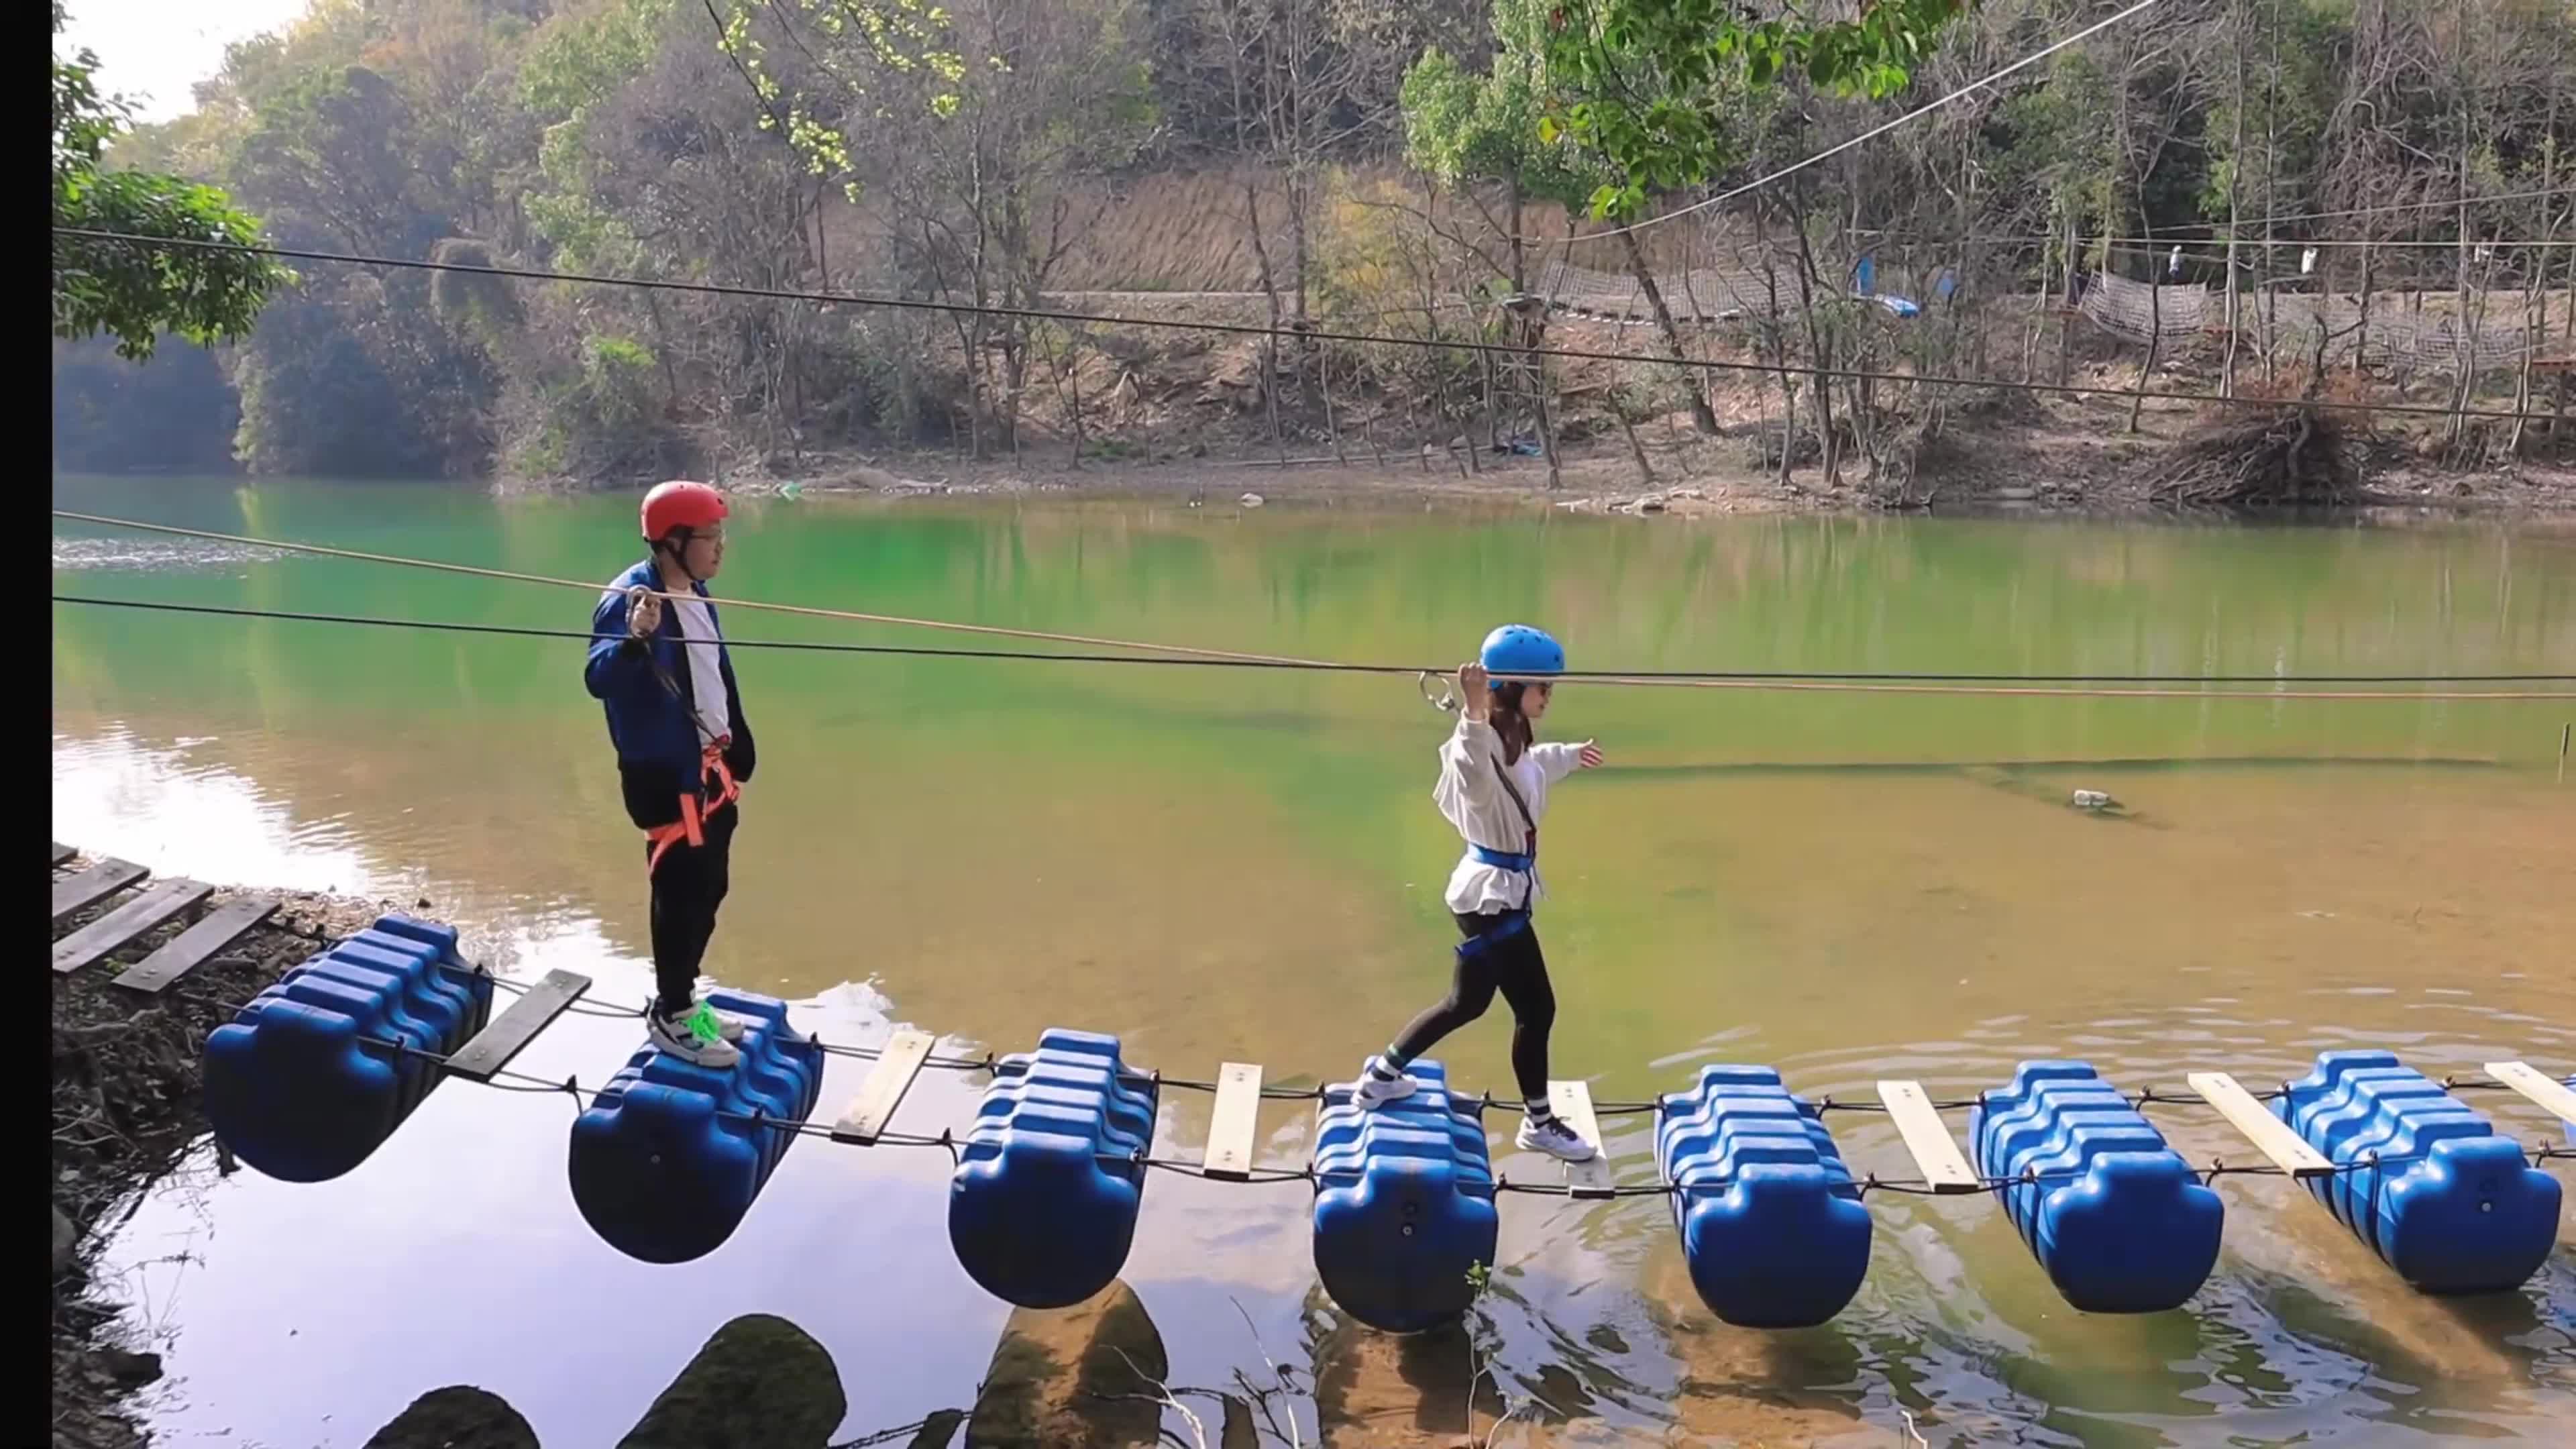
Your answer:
[1479,624,1564,678]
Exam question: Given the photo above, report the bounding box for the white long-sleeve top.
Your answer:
[1434,716,1586,916]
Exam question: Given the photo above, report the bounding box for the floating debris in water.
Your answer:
[2070,789,2117,811]
[1239,492,1265,508]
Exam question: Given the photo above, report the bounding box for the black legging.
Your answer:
[1387,912,1556,1102]
[646,801,737,1015]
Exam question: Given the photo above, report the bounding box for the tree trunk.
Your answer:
[1786,194,1841,487]
[2261,0,2282,384]
[1527,317,1560,489]
[1244,179,1287,462]
[2222,0,2247,398]
[2514,80,2561,456]
[1320,342,1345,466]
[1754,206,1799,485]
[2130,213,2161,435]
[1618,226,1719,434]
[1062,335,1087,469]
[1616,404,1654,484]
[2446,115,2477,453]
[1508,178,1527,295]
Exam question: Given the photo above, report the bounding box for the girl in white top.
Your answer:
[1350,625,1604,1163]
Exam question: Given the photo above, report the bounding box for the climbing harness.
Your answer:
[1454,741,1546,957]
[643,741,741,877]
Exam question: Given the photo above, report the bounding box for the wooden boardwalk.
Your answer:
[49,843,278,995]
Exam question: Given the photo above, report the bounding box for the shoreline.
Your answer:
[49,855,400,1449]
[509,407,2576,523]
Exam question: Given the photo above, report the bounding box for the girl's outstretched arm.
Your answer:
[1530,739,1605,783]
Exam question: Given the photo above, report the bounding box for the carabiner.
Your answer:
[1418,669,1460,713]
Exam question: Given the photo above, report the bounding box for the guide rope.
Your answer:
[50,518,2576,703]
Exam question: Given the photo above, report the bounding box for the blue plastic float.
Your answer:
[2273,1051,2559,1294]
[1971,1061,2223,1313]
[568,989,822,1264]
[948,1029,1159,1308]
[203,914,494,1182]
[1656,1065,1872,1328]
[1311,1059,1499,1332]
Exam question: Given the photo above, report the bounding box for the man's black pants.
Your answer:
[646,802,737,1016]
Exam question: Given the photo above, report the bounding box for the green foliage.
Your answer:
[51,4,288,361]
[715,0,969,200]
[580,333,659,429]
[1540,0,1972,218]
[1401,0,1609,219]
[52,335,243,472]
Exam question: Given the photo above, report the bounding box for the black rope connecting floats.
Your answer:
[209,975,2572,1201]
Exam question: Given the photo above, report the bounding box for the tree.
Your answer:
[1539,0,1972,219]
[1401,0,1607,292]
[51,3,287,361]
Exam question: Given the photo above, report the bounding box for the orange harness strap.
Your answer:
[644,741,741,877]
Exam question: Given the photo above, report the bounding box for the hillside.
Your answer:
[48,0,2576,504]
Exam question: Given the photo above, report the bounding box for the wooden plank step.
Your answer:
[52,879,214,975]
[111,897,278,995]
[51,859,150,925]
[2483,1061,2576,1124]
[1202,1062,1264,1181]
[52,842,76,867]
[830,1029,936,1144]
[2186,1072,2334,1179]
[1547,1079,1616,1199]
[445,969,590,1081]
[1878,1080,1981,1194]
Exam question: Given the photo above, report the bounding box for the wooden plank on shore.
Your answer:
[1878,1080,1981,1194]
[1548,1079,1617,1199]
[830,1030,936,1144]
[51,859,149,925]
[52,843,75,867]
[2186,1072,2334,1179]
[445,969,591,1081]
[2483,1061,2576,1124]
[1202,1062,1264,1181]
[52,879,213,975]
[111,897,278,994]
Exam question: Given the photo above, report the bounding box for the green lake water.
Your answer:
[50,475,2576,1446]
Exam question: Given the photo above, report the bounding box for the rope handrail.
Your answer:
[49,549,2576,704]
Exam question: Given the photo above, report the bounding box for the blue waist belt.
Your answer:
[1468,845,1536,872]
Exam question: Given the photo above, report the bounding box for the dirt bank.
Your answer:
[49,854,421,1449]
[699,385,2576,523]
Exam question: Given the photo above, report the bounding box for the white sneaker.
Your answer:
[1352,1059,1417,1110]
[649,1006,741,1069]
[1516,1114,1597,1163]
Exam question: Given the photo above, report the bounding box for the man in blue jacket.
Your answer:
[585,480,757,1067]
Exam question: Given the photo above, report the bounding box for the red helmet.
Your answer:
[641,480,727,543]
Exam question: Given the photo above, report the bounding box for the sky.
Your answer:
[58,0,314,123]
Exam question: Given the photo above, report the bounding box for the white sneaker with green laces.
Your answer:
[648,1003,741,1068]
